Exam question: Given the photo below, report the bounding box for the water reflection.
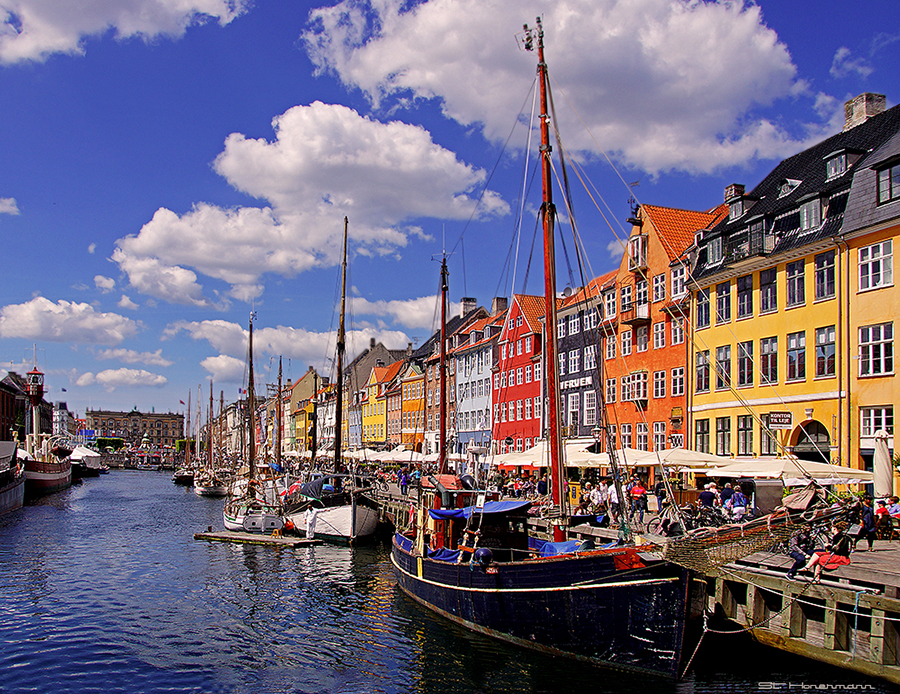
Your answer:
[0,471,893,694]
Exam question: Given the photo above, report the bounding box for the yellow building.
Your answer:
[688,94,900,476]
[400,364,425,450]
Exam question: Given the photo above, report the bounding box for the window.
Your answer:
[859,323,894,376]
[525,365,532,382]
[859,240,893,291]
[621,285,632,312]
[525,336,532,352]
[715,345,731,390]
[826,152,847,179]
[761,416,778,456]
[636,280,648,307]
[567,393,579,428]
[861,407,894,437]
[606,378,617,403]
[653,422,666,451]
[671,318,684,345]
[696,289,710,328]
[737,275,753,318]
[557,319,566,339]
[708,236,723,263]
[715,417,731,456]
[629,234,648,268]
[525,398,532,420]
[636,423,649,451]
[584,391,596,426]
[786,260,805,307]
[800,199,821,230]
[558,353,565,376]
[621,330,632,356]
[534,361,541,382]
[737,415,753,456]
[516,367,523,385]
[568,350,580,374]
[605,291,617,318]
[516,400,523,421]
[878,164,900,203]
[584,345,596,370]
[715,282,731,324]
[605,334,616,360]
[568,313,580,335]
[534,396,542,421]
[653,370,666,398]
[814,251,835,300]
[760,337,778,385]
[696,350,710,392]
[737,340,753,387]
[787,331,806,381]
[620,424,632,449]
[760,268,777,313]
[636,326,648,352]
[815,326,836,378]
[653,274,665,302]
[695,419,710,454]
[653,322,665,349]
[671,265,686,298]
[671,367,685,396]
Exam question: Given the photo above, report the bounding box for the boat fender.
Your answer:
[473,547,493,569]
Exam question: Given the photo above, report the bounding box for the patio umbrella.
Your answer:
[706,457,874,485]
[874,430,893,497]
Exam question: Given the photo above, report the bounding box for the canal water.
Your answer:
[0,471,893,694]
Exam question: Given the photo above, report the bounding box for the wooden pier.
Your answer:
[194,530,322,548]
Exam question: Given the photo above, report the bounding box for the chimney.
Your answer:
[406,342,412,355]
[724,183,744,202]
[369,337,376,350]
[460,297,477,317]
[491,297,508,316]
[844,93,886,131]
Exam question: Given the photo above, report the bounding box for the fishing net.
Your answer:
[658,504,846,576]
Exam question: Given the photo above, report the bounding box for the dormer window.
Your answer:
[708,236,723,264]
[800,198,822,230]
[826,152,848,180]
[778,179,801,198]
[728,199,744,221]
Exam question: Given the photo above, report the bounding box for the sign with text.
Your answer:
[767,412,793,429]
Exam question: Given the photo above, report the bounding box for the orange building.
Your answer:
[601,203,726,475]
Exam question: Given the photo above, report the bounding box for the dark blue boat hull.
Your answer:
[391,537,695,677]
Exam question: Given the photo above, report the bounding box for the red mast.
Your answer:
[438,256,449,475]
[528,18,566,541]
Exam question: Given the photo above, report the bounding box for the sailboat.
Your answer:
[21,363,71,498]
[172,390,195,485]
[390,20,701,678]
[194,383,228,497]
[283,217,380,544]
[223,313,285,533]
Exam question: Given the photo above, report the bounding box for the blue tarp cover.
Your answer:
[427,547,461,562]
[428,499,531,521]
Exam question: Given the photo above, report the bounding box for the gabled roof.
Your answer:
[412,305,488,361]
[450,312,505,355]
[643,204,728,262]
[561,270,617,309]
[515,294,548,334]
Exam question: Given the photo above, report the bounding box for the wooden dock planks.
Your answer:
[194,530,322,547]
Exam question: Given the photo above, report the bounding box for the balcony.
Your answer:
[619,302,650,325]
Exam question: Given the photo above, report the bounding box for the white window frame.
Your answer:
[859,240,893,292]
[859,322,894,376]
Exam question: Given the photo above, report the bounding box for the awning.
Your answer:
[428,499,531,520]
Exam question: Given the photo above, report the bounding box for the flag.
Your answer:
[61,388,67,392]
[179,400,185,405]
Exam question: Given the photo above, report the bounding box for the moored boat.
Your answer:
[390,20,701,678]
[0,441,25,515]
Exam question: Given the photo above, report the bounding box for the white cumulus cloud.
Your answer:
[0,197,19,214]
[95,348,173,367]
[76,368,167,390]
[0,0,248,65]
[303,0,818,174]
[112,101,507,306]
[94,275,115,293]
[0,296,140,345]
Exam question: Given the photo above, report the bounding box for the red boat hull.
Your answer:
[24,459,72,498]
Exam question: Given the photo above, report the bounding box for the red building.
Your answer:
[492,294,552,454]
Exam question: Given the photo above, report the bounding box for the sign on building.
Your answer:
[767,412,793,430]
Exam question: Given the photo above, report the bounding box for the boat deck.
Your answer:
[194,530,322,548]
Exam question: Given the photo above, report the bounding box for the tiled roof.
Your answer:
[644,204,728,262]
[695,102,900,279]
[516,294,556,333]
[561,269,617,308]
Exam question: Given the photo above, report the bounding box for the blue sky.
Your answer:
[1,0,898,420]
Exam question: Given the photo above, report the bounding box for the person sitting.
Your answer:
[729,484,749,522]
[786,528,816,580]
[804,526,853,583]
[889,496,900,518]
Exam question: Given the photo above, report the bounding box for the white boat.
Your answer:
[282,219,379,544]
